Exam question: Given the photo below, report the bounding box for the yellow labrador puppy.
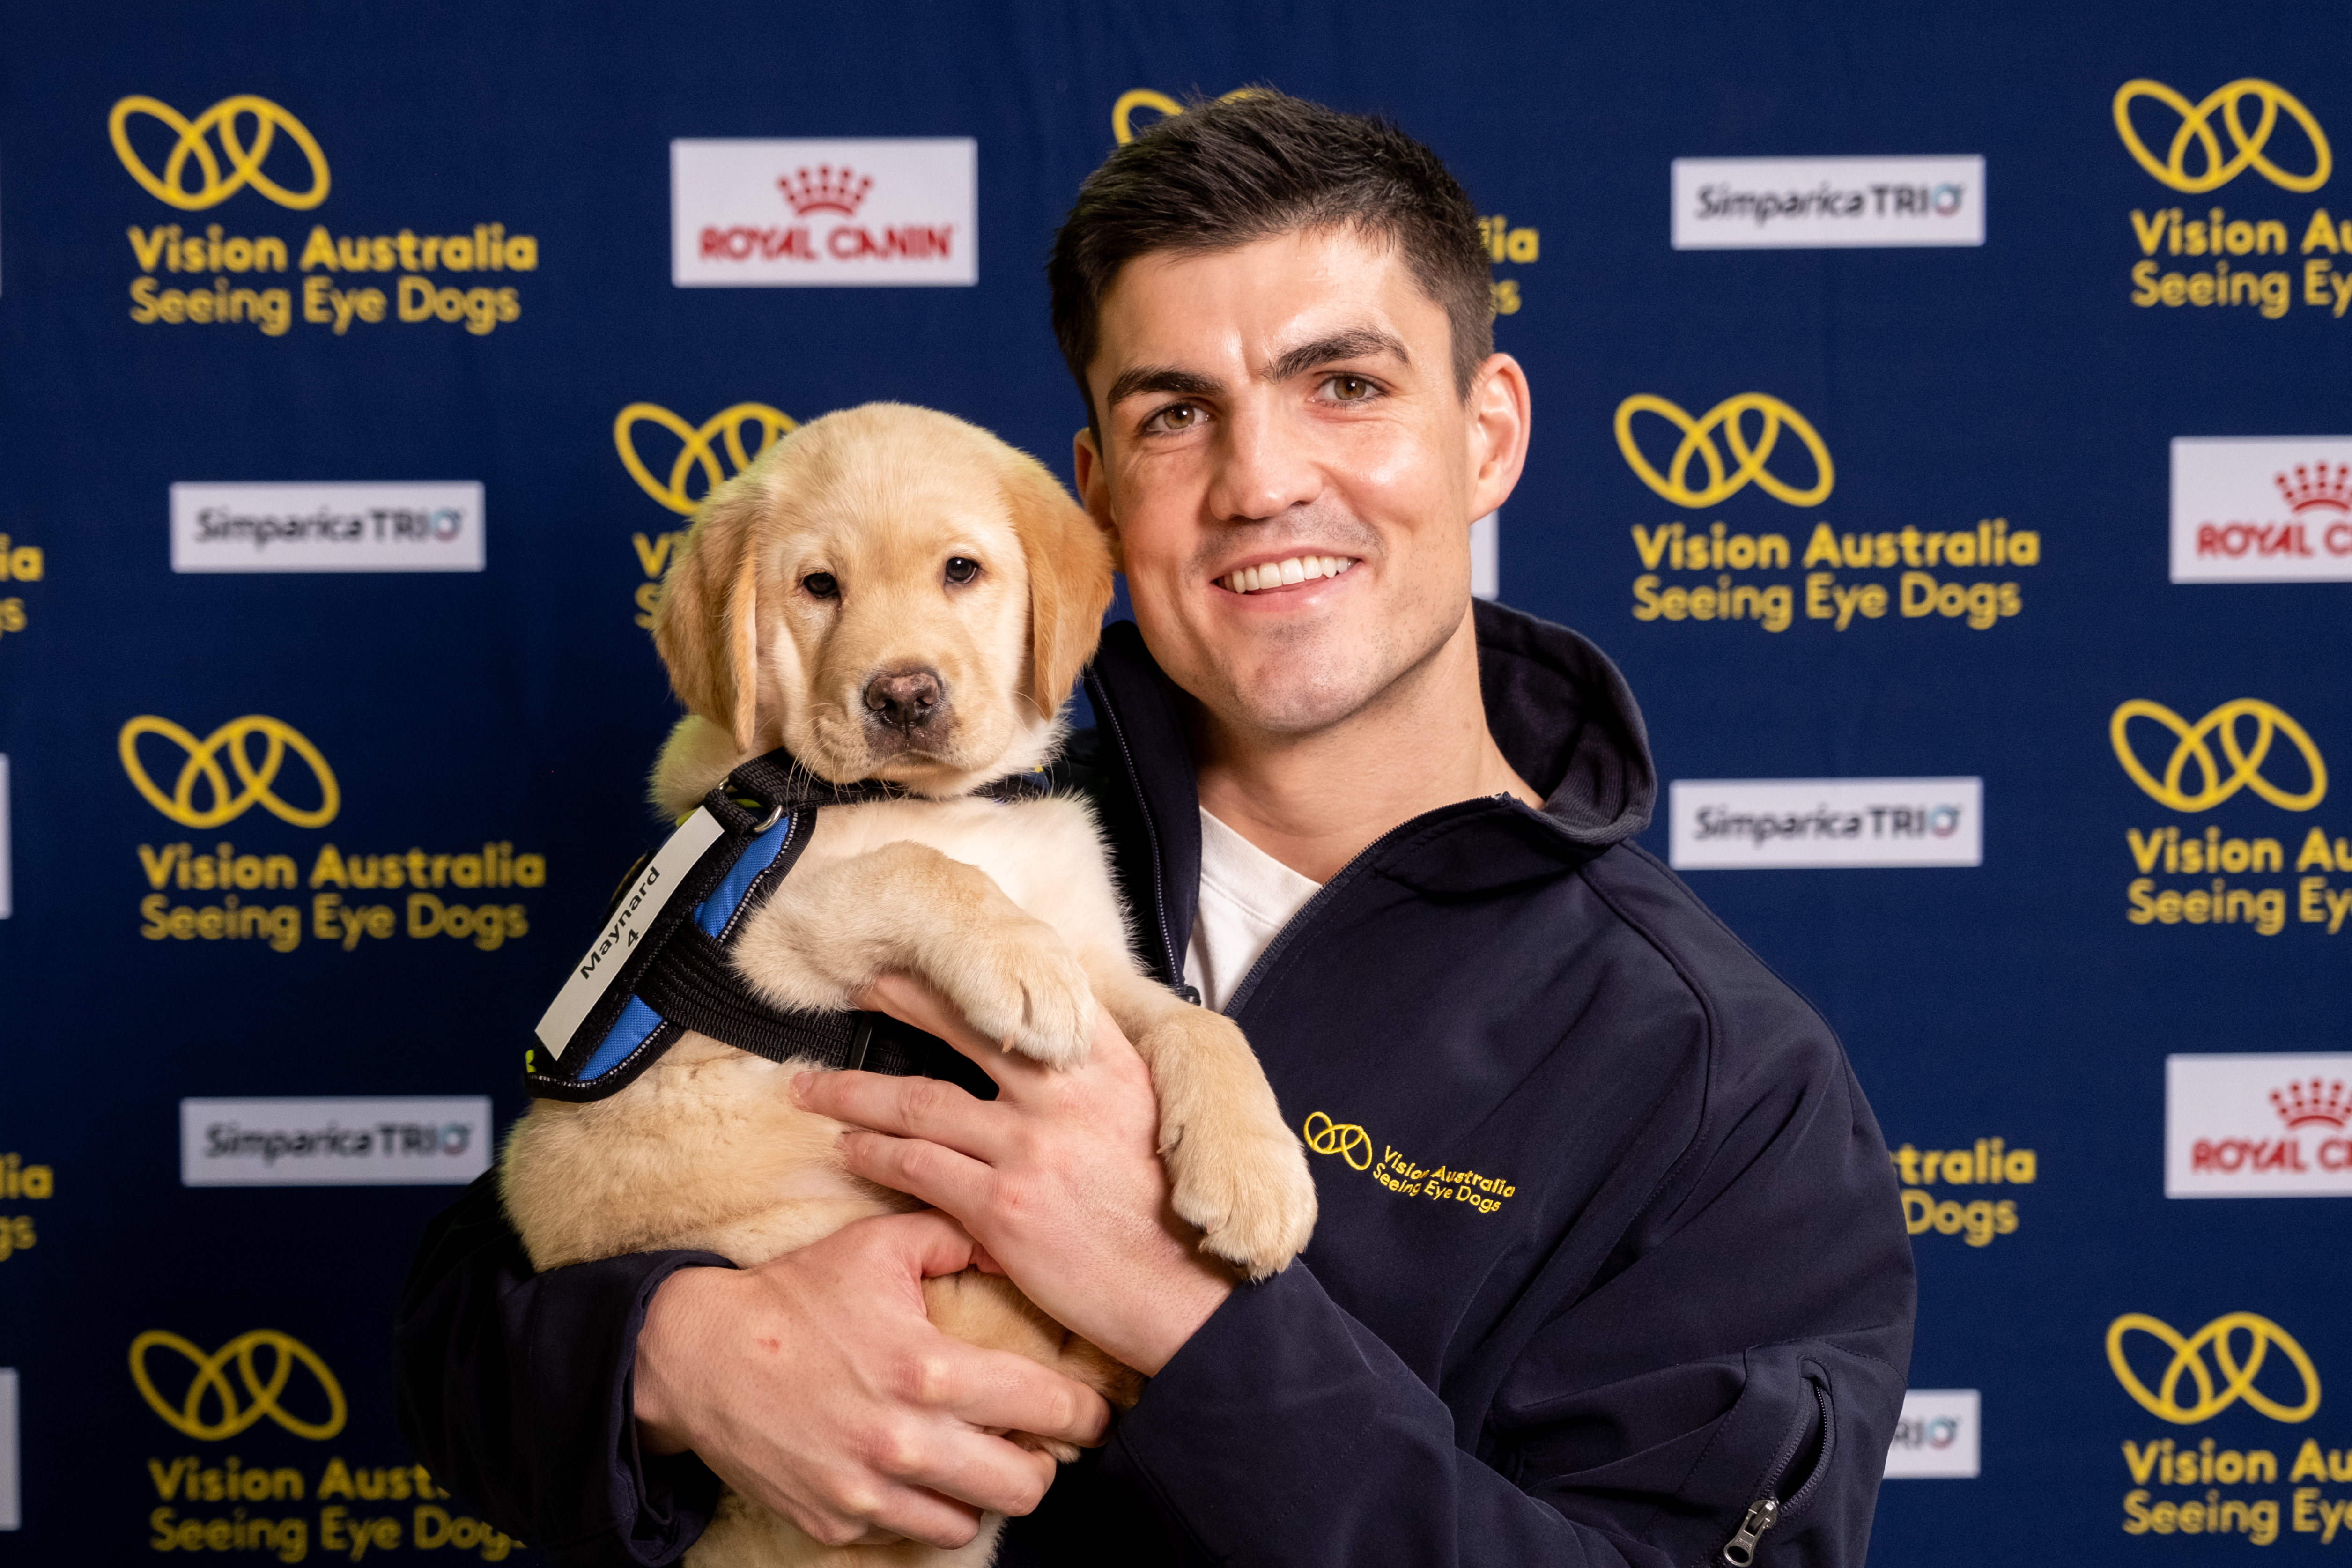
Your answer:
[501,403,1317,1568]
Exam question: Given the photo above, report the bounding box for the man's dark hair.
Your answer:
[1048,90,1494,422]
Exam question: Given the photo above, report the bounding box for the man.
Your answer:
[396,93,1914,1567]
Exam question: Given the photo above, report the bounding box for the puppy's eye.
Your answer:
[944,557,980,586]
[802,572,838,599]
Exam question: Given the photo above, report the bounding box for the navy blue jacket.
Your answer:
[394,600,1916,1568]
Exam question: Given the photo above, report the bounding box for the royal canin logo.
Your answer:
[2274,462,2352,516]
[2271,1076,2352,1130]
[777,164,872,217]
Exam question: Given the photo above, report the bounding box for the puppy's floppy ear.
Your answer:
[1003,454,1115,720]
[651,476,769,755]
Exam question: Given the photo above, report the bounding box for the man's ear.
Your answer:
[1008,452,1115,719]
[1466,351,1532,519]
[1071,426,1124,573]
[651,477,769,755]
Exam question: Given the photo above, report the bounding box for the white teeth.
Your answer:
[1221,555,1358,594]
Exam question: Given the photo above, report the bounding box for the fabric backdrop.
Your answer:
[3,2,2348,1562]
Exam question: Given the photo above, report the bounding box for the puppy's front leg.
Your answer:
[731,841,1097,1068]
[1089,966,1317,1281]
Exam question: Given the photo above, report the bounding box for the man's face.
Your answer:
[1073,228,1526,740]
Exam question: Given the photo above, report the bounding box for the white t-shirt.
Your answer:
[1183,807,1324,1014]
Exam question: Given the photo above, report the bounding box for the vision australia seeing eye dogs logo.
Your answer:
[109,95,330,211]
[2110,699,2326,813]
[614,402,799,516]
[2114,80,2332,194]
[119,715,340,829]
[1614,393,1834,508]
[617,401,798,628]
[2107,1312,2320,1424]
[130,1329,348,1440]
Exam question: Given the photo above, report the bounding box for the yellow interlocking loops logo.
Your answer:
[2109,699,2327,813]
[130,1329,348,1441]
[1613,393,1834,509]
[1302,1111,1372,1171]
[2113,79,2332,194]
[2107,1312,2321,1425]
[118,715,341,829]
[614,402,799,517]
[1112,87,1267,145]
[108,94,331,211]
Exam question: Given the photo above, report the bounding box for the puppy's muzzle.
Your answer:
[864,666,948,741]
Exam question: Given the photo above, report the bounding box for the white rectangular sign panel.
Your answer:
[673,138,977,287]
[2166,1053,2352,1198]
[170,482,484,573]
[1672,156,1985,249]
[1884,1389,1980,1479]
[180,1097,492,1186]
[1669,778,1982,869]
[2170,436,2352,583]
[0,1368,16,1530]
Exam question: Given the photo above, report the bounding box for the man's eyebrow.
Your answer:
[1104,365,1225,408]
[1262,328,1410,385]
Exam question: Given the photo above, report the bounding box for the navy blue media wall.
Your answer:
[4,4,2350,1562]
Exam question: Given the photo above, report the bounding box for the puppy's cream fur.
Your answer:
[502,404,1315,1568]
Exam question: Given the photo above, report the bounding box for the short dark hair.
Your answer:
[1047,91,1494,422]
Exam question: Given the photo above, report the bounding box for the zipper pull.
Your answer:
[1721,1497,1780,1567]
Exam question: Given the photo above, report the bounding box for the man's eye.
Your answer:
[944,557,980,585]
[1327,375,1376,401]
[802,572,838,599]
[1145,402,1200,434]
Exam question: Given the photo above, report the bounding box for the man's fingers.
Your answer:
[861,1208,984,1281]
[885,1428,1062,1525]
[933,1341,1114,1450]
[838,1127,996,1218]
[854,972,1057,1090]
[717,1454,984,1552]
[797,1065,1003,1157]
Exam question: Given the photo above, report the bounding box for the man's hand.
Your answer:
[632,1210,1111,1550]
[795,974,1236,1376]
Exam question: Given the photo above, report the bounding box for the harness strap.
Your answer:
[633,925,926,1076]
[520,745,1046,1102]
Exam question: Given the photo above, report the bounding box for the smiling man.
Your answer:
[395,92,1914,1568]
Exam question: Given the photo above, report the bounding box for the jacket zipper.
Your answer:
[1719,1498,1777,1567]
[1719,1374,1834,1567]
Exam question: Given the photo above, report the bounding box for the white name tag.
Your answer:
[535,808,728,1056]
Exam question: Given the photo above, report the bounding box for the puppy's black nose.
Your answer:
[864,668,945,731]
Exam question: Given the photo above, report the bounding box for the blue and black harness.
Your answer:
[522,746,1037,1103]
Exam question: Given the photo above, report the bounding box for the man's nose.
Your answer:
[863,667,946,731]
[1206,399,1322,523]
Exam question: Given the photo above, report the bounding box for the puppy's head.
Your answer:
[653,403,1114,796]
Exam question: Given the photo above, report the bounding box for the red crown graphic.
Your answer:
[777,164,873,217]
[2271,1077,2352,1130]
[2273,462,2352,515]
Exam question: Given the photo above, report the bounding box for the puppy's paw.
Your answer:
[1009,1431,1086,1464]
[1145,1017,1317,1280]
[931,923,1096,1070]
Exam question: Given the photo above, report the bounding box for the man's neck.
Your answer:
[1187,607,1543,884]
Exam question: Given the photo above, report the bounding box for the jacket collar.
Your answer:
[1082,599,1657,985]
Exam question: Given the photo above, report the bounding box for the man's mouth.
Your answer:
[1217,555,1359,595]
